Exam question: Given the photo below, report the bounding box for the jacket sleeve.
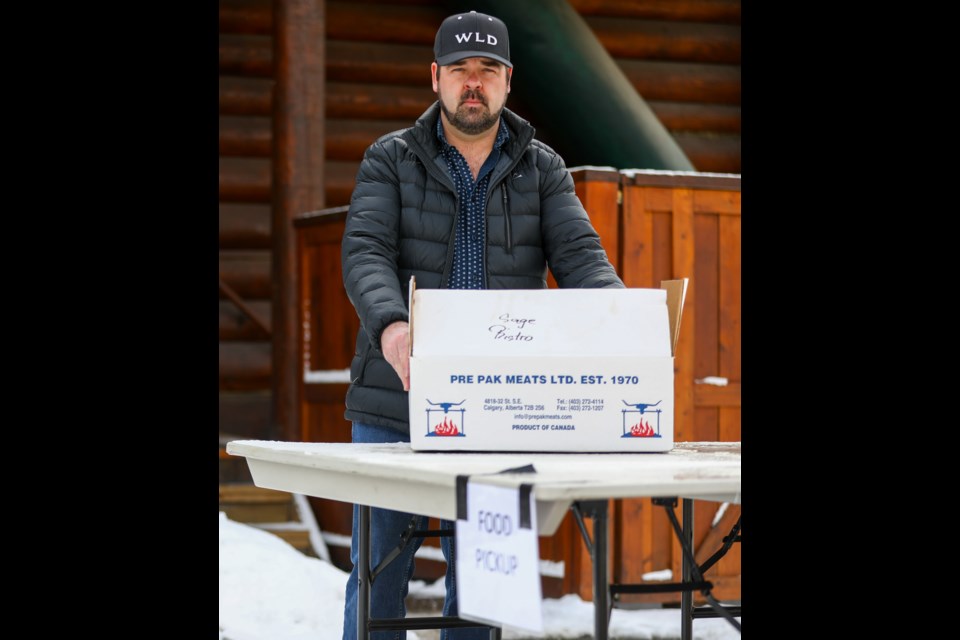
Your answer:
[536,148,625,289]
[341,141,410,351]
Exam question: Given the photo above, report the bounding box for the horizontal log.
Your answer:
[327,1,445,44]
[220,115,271,156]
[220,299,273,340]
[219,156,271,202]
[220,341,272,391]
[672,132,741,174]
[647,101,740,133]
[219,250,272,299]
[219,0,271,35]
[326,40,434,85]
[219,76,273,116]
[617,59,741,105]
[585,16,740,64]
[220,203,272,249]
[220,33,273,77]
[327,82,435,121]
[569,0,741,23]
[326,161,362,207]
[219,390,273,439]
[326,118,413,160]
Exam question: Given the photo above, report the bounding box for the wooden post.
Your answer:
[273,0,326,442]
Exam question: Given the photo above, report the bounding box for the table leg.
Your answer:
[592,501,609,640]
[680,498,693,640]
[358,505,371,639]
[572,500,611,640]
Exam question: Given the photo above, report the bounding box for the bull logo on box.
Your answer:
[425,399,467,437]
[621,400,662,438]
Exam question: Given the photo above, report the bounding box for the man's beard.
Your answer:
[439,88,505,135]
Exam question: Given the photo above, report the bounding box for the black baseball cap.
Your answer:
[434,11,512,69]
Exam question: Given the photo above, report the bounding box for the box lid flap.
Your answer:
[408,276,416,356]
[660,278,688,356]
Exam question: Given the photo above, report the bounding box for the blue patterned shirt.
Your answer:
[437,117,510,289]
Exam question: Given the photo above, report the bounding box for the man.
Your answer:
[340,10,624,639]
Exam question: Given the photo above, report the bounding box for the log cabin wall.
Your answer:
[219,0,276,481]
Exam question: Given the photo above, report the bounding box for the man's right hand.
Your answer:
[380,320,411,391]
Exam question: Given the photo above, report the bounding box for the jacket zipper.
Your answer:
[501,182,512,254]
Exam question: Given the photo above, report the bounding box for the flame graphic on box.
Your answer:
[621,400,662,438]
[433,415,460,436]
[425,399,467,437]
[630,419,655,437]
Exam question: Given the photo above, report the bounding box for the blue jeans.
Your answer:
[342,421,497,640]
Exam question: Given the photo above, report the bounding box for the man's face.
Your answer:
[432,57,512,136]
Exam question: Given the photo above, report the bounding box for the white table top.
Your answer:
[226,441,741,535]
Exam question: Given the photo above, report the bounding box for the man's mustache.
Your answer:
[459,90,487,106]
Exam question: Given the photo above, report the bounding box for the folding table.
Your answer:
[226,440,741,638]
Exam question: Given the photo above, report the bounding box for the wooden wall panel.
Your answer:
[572,168,622,284]
[295,210,357,374]
[719,214,741,381]
[580,171,740,604]
[694,212,720,385]
[671,188,695,444]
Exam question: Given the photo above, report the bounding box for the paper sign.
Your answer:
[455,481,543,633]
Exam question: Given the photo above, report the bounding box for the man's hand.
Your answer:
[381,320,411,391]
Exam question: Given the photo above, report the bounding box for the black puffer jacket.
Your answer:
[341,102,624,434]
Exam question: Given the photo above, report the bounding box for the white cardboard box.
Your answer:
[408,278,687,452]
